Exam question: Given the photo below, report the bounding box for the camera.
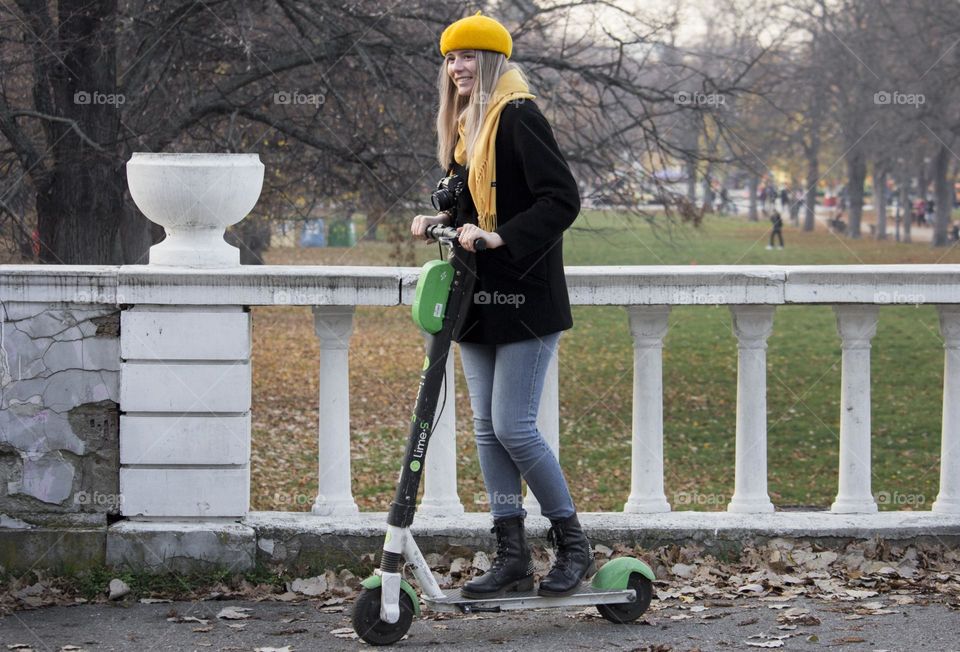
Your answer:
[431,173,465,214]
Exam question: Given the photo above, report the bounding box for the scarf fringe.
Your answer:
[454,69,534,233]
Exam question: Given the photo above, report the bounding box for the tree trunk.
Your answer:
[685,153,697,203]
[897,176,910,243]
[933,143,952,247]
[873,165,887,240]
[700,167,713,213]
[748,174,759,222]
[119,167,165,264]
[36,1,123,265]
[845,151,867,239]
[803,145,819,232]
[917,151,928,205]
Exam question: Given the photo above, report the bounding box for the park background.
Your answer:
[3,0,960,514]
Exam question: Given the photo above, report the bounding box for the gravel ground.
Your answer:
[2,593,959,652]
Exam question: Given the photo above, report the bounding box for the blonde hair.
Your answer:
[435,50,527,169]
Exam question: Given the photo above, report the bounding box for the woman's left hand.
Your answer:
[457,224,504,252]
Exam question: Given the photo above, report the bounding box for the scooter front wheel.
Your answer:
[352,586,415,645]
[596,573,653,624]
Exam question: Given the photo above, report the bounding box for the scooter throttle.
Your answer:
[425,224,487,251]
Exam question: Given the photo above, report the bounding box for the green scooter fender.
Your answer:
[591,556,656,590]
[360,575,421,617]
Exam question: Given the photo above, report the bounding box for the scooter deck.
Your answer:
[423,585,637,613]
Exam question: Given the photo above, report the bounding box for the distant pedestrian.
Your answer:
[780,188,789,210]
[767,210,784,249]
[719,187,734,214]
[913,199,926,226]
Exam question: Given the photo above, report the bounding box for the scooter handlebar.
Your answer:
[425,224,487,251]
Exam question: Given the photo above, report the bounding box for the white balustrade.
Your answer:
[831,305,879,514]
[934,305,960,514]
[623,305,671,513]
[312,305,360,517]
[7,159,960,529]
[418,337,464,516]
[728,305,776,513]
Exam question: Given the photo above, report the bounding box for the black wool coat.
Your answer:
[450,99,581,345]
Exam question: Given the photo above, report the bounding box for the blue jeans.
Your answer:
[459,331,576,520]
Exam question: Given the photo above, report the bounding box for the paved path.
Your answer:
[3,594,958,651]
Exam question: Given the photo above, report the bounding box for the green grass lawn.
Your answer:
[557,212,953,511]
[253,212,958,513]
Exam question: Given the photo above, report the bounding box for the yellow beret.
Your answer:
[440,12,512,59]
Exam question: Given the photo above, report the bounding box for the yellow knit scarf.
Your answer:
[454,68,535,232]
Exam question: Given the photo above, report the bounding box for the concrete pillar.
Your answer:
[119,307,251,517]
[418,338,464,516]
[624,305,671,513]
[727,305,776,513]
[524,346,560,517]
[120,152,264,518]
[831,305,879,514]
[934,305,960,514]
[311,305,359,517]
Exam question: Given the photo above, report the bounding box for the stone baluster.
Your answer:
[419,338,464,516]
[311,305,359,517]
[831,305,878,514]
[624,306,671,513]
[934,306,960,514]
[727,305,776,513]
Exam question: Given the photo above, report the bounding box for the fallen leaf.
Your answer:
[167,616,209,625]
[217,606,253,620]
[331,627,358,639]
[738,584,765,594]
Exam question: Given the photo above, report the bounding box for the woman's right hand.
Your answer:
[411,212,451,241]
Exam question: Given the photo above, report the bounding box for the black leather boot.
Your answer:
[537,512,596,597]
[461,515,534,599]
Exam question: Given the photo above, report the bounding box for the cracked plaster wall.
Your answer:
[0,300,120,526]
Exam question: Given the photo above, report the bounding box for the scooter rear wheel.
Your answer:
[596,572,653,624]
[352,586,415,645]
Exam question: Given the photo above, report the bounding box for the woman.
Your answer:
[410,13,590,600]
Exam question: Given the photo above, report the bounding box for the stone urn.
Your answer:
[126,153,264,267]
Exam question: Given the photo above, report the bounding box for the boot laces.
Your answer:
[489,523,511,570]
[546,523,573,571]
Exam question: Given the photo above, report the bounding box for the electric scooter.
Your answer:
[352,224,656,645]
